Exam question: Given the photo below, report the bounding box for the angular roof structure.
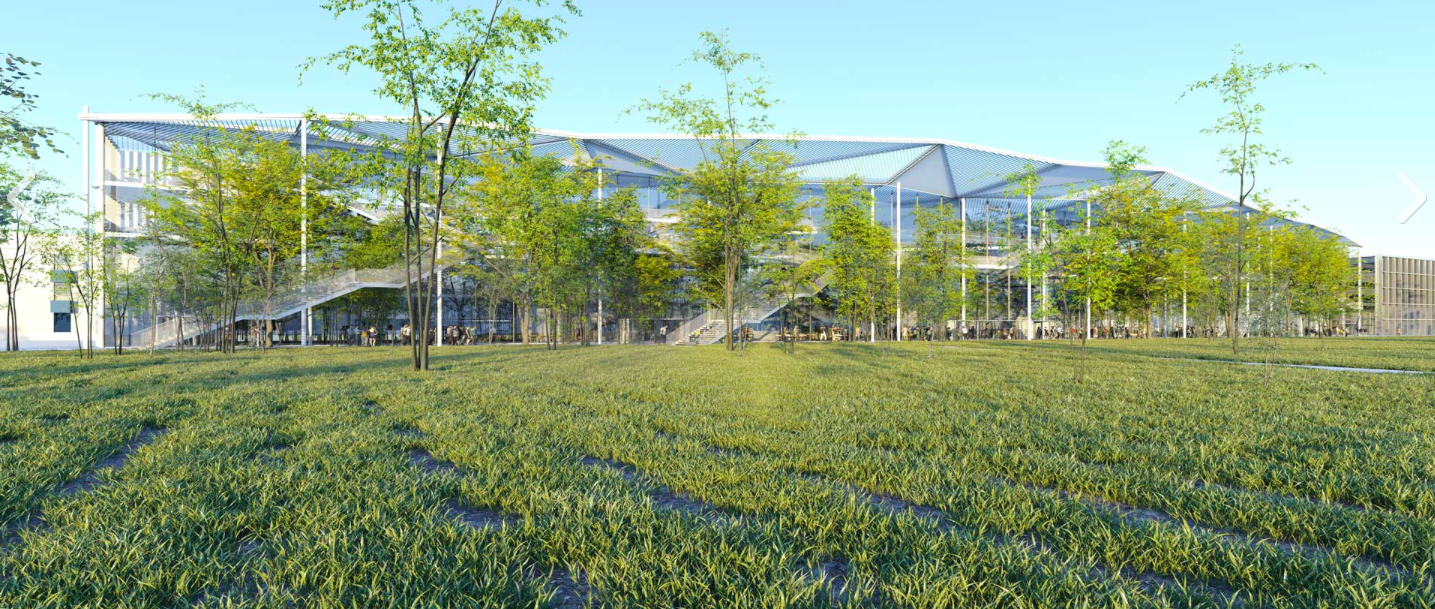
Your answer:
[81,112,1350,244]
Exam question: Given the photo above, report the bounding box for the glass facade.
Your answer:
[1374,255,1435,336]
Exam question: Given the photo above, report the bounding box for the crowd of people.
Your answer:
[250,317,1355,348]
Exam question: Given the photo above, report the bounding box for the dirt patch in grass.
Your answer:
[1061,489,1178,527]
[703,444,746,458]
[60,427,166,495]
[443,499,516,532]
[803,559,863,606]
[538,567,594,609]
[795,472,953,531]
[360,400,385,416]
[580,456,726,518]
[1010,476,1416,594]
[409,449,457,475]
[1193,478,1371,515]
[797,471,1242,603]
[0,511,46,549]
[252,442,293,465]
[407,450,518,532]
[1054,480,1399,574]
[650,429,751,459]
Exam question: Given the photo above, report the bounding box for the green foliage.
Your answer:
[0,166,63,351]
[46,212,106,359]
[903,199,972,348]
[306,0,577,368]
[138,93,358,352]
[1278,228,1352,324]
[1052,204,1121,382]
[634,31,806,351]
[820,176,893,339]
[1090,142,1202,336]
[451,151,649,348]
[341,216,407,271]
[756,231,821,353]
[0,54,62,160]
[1183,45,1321,352]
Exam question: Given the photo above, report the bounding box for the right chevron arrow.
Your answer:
[1398,172,1427,224]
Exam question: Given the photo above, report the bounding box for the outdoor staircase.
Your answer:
[688,319,731,345]
[675,278,828,346]
[128,258,444,349]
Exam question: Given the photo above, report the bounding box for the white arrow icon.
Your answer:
[1398,172,1427,224]
[5,172,38,223]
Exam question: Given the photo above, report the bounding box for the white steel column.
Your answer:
[894,183,902,342]
[1181,218,1188,338]
[1356,249,1363,333]
[1040,205,1048,337]
[869,188,876,342]
[597,168,603,345]
[1085,199,1091,338]
[434,138,445,348]
[1025,193,1033,340]
[81,110,92,350]
[300,118,310,346]
[960,197,967,330]
[436,240,444,346]
[1373,255,1380,335]
[94,122,107,349]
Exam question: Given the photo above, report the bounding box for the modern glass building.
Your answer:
[1362,255,1435,336]
[44,111,1401,348]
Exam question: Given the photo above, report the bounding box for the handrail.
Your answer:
[127,253,443,348]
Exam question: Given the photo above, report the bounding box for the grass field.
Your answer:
[1,339,1434,608]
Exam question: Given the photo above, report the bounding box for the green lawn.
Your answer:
[1,339,1433,608]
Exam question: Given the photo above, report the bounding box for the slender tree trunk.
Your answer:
[724,252,737,351]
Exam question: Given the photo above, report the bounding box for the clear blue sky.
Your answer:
[8,0,1433,257]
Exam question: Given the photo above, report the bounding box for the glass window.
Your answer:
[53,312,71,333]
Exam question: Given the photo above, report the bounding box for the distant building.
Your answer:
[0,238,89,351]
[4,112,1426,350]
[1356,255,1435,337]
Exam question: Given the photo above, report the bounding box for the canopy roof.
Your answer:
[81,112,1351,244]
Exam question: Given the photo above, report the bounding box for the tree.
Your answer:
[631,246,682,343]
[133,219,183,355]
[583,177,649,346]
[102,243,143,355]
[1053,210,1121,383]
[138,96,259,354]
[453,153,561,346]
[820,176,894,342]
[1183,45,1319,354]
[308,0,576,370]
[138,93,359,352]
[452,150,646,349]
[758,229,821,354]
[1090,141,1200,338]
[223,129,353,349]
[904,199,973,354]
[49,212,106,359]
[1,53,62,160]
[0,167,61,351]
[1003,165,1043,339]
[634,31,805,351]
[1279,226,1351,334]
